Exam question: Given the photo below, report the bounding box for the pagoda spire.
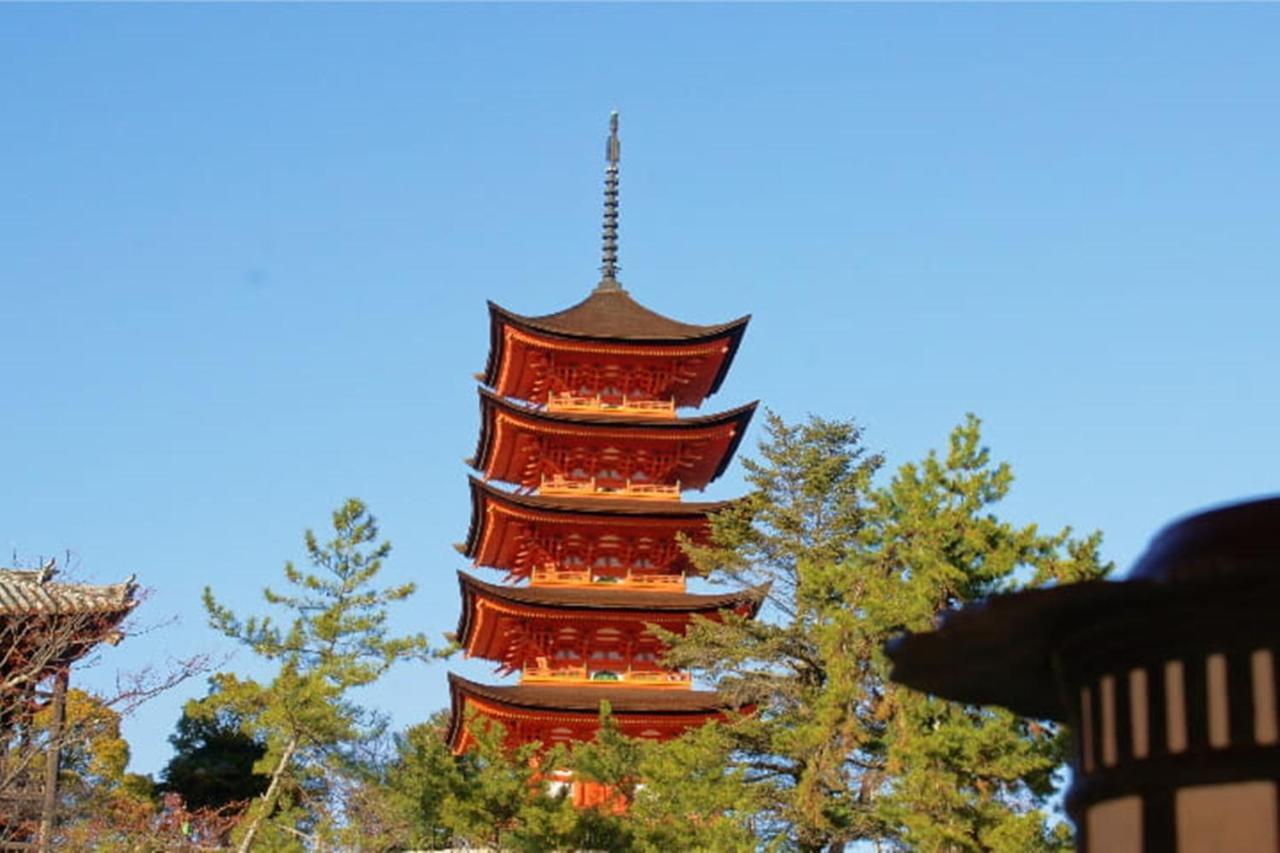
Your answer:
[596,111,623,292]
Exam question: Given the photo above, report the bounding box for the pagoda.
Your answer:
[447,114,763,797]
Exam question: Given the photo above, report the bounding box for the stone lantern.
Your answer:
[887,497,1280,852]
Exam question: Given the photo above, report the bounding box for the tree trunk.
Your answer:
[37,669,68,853]
[236,735,299,853]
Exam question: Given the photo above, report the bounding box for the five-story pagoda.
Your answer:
[446,115,764,786]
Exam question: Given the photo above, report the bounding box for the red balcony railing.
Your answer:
[545,393,676,419]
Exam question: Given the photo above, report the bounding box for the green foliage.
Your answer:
[199,498,429,848]
[39,688,135,787]
[373,708,760,852]
[373,712,577,851]
[665,411,1110,851]
[621,719,764,852]
[440,715,565,849]
[860,418,1104,851]
[160,689,268,810]
[30,690,166,848]
[378,711,461,849]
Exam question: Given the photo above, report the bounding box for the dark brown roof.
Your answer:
[449,672,733,716]
[483,288,750,395]
[887,495,1280,721]
[458,570,764,624]
[469,388,757,486]
[468,475,731,518]
[492,288,748,343]
[447,672,739,749]
[462,476,729,558]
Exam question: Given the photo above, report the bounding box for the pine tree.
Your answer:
[439,718,577,852]
[200,498,429,851]
[664,412,1109,851]
[374,711,459,849]
[861,417,1102,851]
[160,694,268,811]
[574,712,763,852]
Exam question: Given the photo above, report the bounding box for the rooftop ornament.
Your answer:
[887,496,1280,852]
[597,110,622,292]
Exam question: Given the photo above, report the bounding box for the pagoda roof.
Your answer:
[462,476,728,560]
[483,287,749,390]
[456,571,765,640]
[449,672,734,715]
[447,672,738,749]
[491,288,749,343]
[469,388,757,490]
[457,572,767,668]
[0,568,137,617]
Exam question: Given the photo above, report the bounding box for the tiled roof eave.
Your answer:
[468,475,730,522]
[491,298,749,345]
[0,570,138,617]
[457,571,767,614]
[448,672,741,716]
[481,298,750,389]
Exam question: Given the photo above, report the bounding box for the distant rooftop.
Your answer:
[0,565,137,616]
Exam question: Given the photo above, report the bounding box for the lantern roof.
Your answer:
[886,495,1280,720]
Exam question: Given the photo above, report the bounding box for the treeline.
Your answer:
[36,413,1109,851]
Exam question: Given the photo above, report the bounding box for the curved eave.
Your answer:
[470,389,758,487]
[462,476,731,559]
[482,299,750,398]
[455,571,768,651]
[0,570,139,619]
[447,672,738,751]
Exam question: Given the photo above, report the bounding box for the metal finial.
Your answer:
[596,111,623,292]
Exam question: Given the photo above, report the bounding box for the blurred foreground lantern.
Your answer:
[887,497,1280,852]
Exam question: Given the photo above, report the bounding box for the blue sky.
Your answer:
[3,5,1278,776]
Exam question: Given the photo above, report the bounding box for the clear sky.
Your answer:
[3,4,1278,776]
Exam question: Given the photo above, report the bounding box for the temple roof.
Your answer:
[0,567,139,682]
[487,287,749,353]
[462,476,728,560]
[493,288,749,341]
[483,289,750,401]
[469,388,757,490]
[0,568,137,617]
[457,571,765,629]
